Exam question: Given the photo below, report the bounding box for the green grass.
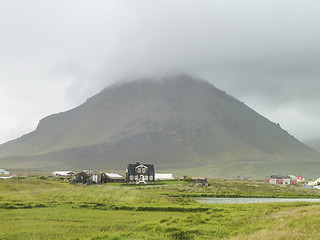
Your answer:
[1,178,320,239]
[152,178,320,198]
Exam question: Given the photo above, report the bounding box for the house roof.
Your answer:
[127,162,155,175]
[286,175,297,179]
[271,174,284,179]
[52,171,75,176]
[105,173,123,178]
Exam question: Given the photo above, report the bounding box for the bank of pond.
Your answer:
[194,197,320,204]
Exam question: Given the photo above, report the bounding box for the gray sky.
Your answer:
[1,0,320,144]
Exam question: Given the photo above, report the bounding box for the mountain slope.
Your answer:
[0,75,319,178]
[305,139,320,152]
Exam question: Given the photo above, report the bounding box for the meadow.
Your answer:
[1,178,320,239]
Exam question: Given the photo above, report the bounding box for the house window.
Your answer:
[135,175,138,180]
[137,168,141,173]
[145,176,148,181]
[130,175,134,181]
[142,168,146,174]
[149,175,153,181]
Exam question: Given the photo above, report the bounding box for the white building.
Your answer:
[155,173,175,180]
[52,171,75,177]
[105,173,123,179]
[0,169,10,175]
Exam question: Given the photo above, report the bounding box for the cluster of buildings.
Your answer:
[264,174,303,185]
[52,162,175,184]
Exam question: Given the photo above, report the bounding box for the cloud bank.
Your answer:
[1,0,320,143]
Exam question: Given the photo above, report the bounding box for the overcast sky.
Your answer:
[1,0,320,144]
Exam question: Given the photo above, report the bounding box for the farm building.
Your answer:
[91,172,109,184]
[52,171,75,177]
[105,173,125,182]
[265,174,297,185]
[126,162,155,184]
[155,173,175,180]
[75,171,89,183]
[0,169,9,175]
[74,171,109,184]
[264,178,297,185]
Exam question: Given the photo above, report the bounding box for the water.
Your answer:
[194,197,320,204]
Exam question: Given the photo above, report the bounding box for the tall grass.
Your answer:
[1,178,320,239]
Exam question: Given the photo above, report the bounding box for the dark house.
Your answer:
[126,162,155,184]
[75,171,89,183]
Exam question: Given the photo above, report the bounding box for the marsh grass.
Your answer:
[1,178,320,239]
[2,202,319,239]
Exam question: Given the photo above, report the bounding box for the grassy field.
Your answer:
[1,178,320,239]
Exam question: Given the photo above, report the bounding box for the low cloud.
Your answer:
[1,0,320,143]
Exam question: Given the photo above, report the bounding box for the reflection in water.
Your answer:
[194,197,320,204]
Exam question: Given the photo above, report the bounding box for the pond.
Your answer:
[194,197,320,204]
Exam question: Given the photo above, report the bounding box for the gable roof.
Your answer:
[105,173,123,178]
[271,174,284,179]
[127,162,155,175]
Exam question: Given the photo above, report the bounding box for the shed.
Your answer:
[75,171,89,183]
[155,173,175,180]
[52,171,75,177]
[91,173,108,184]
[105,173,125,182]
[106,173,123,179]
[0,169,9,175]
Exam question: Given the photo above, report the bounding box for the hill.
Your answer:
[0,75,319,178]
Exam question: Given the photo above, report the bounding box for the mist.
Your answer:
[1,0,320,143]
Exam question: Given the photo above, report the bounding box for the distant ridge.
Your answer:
[0,75,319,178]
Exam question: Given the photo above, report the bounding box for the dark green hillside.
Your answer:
[0,75,319,178]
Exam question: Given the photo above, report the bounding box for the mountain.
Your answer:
[305,139,320,153]
[0,75,319,178]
